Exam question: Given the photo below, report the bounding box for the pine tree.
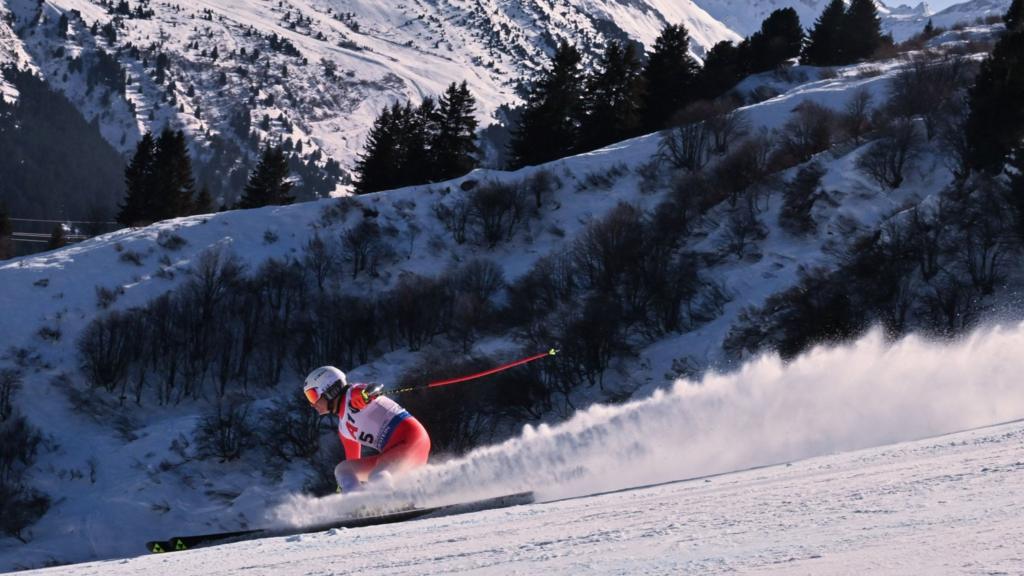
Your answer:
[432,81,479,181]
[193,185,214,214]
[965,23,1024,171]
[354,104,402,193]
[117,132,157,226]
[0,202,12,260]
[747,8,804,73]
[239,145,294,208]
[698,41,744,100]
[1007,0,1023,32]
[46,224,66,250]
[802,0,846,66]
[582,41,644,150]
[151,128,196,219]
[842,0,883,62]
[400,98,437,186]
[509,40,586,168]
[641,24,700,131]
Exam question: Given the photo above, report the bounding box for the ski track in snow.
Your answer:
[21,417,1024,575]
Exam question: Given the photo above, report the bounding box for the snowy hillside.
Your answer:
[0,16,1019,573]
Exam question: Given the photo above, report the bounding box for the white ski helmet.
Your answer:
[303,366,348,405]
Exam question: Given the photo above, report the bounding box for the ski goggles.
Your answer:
[305,380,345,405]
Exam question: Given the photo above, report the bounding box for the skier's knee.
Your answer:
[334,462,361,493]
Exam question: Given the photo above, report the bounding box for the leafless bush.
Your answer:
[302,232,335,292]
[887,54,974,140]
[468,181,527,248]
[0,414,49,542]
[119,250,144,266]
[714,132,774,207]
[721,208,767,257]
[779,162,827,235]
[525,169,559,209]
[341,219,382,279]
[259,391,326,467]
[194,399,256,462]
[659,120,711,172]
[95,285,123,309]
[434,200,471,244]
[856,119,923,189]
[776,101,838,164]
[156,231,187,250]
[77,311,136,392]
[0,369,19,422]
[572,203,646,293]
[955,176,1015,295]
[842,88,874,145]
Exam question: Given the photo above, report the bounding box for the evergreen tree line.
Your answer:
[355,81,479,194]
[118,130,297,226]
[509,11,809,169]
[801,0,886,66]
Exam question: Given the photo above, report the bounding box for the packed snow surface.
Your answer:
[13,324,1024,575]
[21,406,1024,574]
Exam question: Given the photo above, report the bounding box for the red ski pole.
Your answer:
[389,348,558,395]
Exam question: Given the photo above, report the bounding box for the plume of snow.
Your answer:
[271,323,1024,527]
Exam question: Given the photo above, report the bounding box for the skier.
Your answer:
[303,366,431,493]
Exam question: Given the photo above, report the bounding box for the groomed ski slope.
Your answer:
[16,324,1024,575]
[24,413,1024,574]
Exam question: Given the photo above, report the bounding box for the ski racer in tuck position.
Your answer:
[304,366,431,493]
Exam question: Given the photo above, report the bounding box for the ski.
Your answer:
[145,491,534,553]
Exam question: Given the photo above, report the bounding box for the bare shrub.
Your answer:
[842,88,874,145]
[779,162,827,235]
[857,119,923,189]
[659,120,711,172]
[776,101,837,165]
[0,369,19,422]
[434,200,471,245]
[0,414,49,542]
[341,219,381,279]
[259,391,326,467]
[887,54,973,140]
[525,169,559,209]
[572,203,646,293]
[721,208,767,257]
[302,232,335,292]
[468,181,527,248]
[714,132,774,207]
[194,399,256,462]
[95,285,122,309]
[119,250,144,266]
[156,231,187,250]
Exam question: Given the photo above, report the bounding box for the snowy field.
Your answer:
[19,416,1024,575]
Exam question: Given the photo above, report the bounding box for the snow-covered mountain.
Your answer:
[1,0,741,199]
[883,0,1011,41]
[1,0,1009,201]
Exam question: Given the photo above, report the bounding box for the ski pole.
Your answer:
[389,348,558,395]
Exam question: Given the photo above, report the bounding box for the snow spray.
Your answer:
[271,323,1024,527]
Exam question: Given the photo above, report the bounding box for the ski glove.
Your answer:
[360,383,384,404]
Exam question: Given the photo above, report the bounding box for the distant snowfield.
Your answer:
[23,414,1024,574]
